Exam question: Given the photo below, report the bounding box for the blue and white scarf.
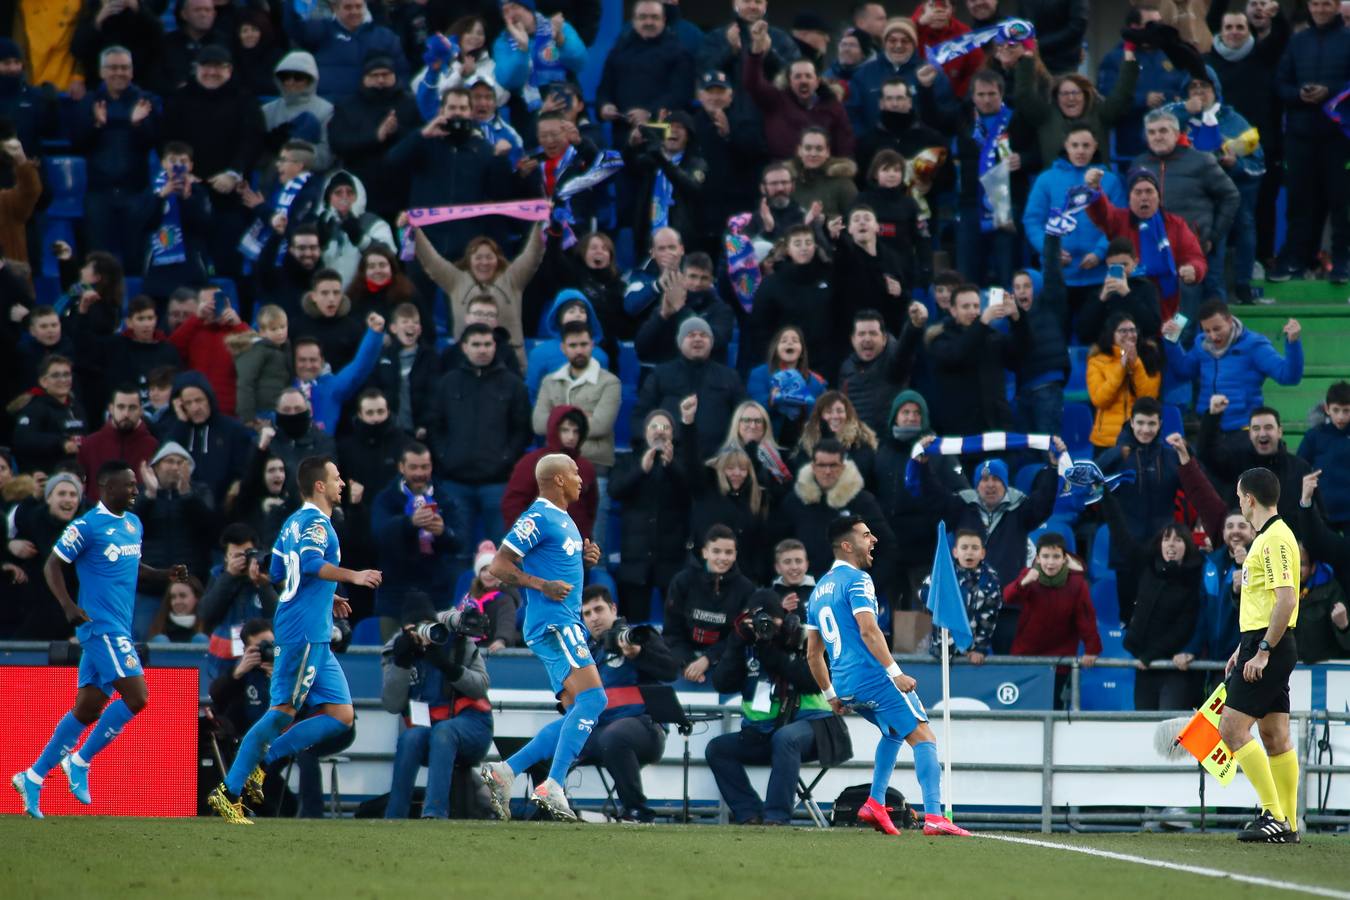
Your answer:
[650,152,682,232]
[1187,103,1223,152]
[973,106,1013,232]
[148,170,187,268]
[478,114,524,163]
[508,13,568,110]
[1136,210,1178,300]
[549,148,623,247]
[927,18,1034,67]
[904,432,1069,496]
[1045,184,1098,237]
[239,171,311,264]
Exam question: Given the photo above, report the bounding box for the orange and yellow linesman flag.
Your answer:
[1174,682,1237,785]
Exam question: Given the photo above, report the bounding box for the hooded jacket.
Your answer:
[1130,142,1241,247]
[743,49,855,160]
[663,557,757,667]
[168,313,251,418]
[261,50,335,170]
[154,372,255,503]
[427,352,531,485]
[314,170,396,286]
[11,390,88,475]
[1086,344,1161,449]
[77,419,159,500]
[1162,316,1302,430]
[230,333,292,422]
[525,290,611,400]
[921,459,1058,588]
[532,356,623,470]
[283,6,408,101]
[772,460,895,587]
[1024,158,1127,286]
[138,441,218,577]
[788,157,860,222]
[501,405,599,537]
[872,389,963,564]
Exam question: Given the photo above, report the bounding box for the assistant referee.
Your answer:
[1218,468,1301,844]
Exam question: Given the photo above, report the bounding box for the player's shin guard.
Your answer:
[1233,740,1285,821]
[30,712,89,778]
[547,687,606,785]
[1268,749,1300,831]
[225,709,292,797]
[263,714,351,766]
[506,718,565,775]
[72,700,135,763]
[870,736,902,804]
[913,741,943,816]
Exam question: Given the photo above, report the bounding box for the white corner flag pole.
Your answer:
[940,626,953,820]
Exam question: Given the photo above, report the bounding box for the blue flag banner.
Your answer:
[927,522,974,652]
[926,18,1034,67]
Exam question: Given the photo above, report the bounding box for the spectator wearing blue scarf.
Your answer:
[494,0,587,112]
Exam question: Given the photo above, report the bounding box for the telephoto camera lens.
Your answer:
[414,621,450,645]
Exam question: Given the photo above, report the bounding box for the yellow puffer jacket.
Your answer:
[1087,345,1161,448]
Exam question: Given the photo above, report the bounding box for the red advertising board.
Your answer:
[0,667,199,817]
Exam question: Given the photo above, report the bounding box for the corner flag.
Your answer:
[927,521,974,652]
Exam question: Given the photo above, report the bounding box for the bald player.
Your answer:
[480,453,604,821]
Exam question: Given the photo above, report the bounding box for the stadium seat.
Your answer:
[1091,575,1120,628]
[1061,402,1094,458]
[617,341,640,388]
[1066,346,1089,402]
[33,275,61,305]
[42,156,87,219]
[1089,525,1111,581]
[1161,404,1183,438]
[1078,662,1135,711]
[123,277,144,309]
[1030,518,1076,555]
[39,219,75,278]
[1013,464,1042,495]
[434,288,450,337]
[350,617,383,646]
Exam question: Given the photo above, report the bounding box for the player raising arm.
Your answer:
[805,515,970,837]
[12,462,188,818]
[209,456,381,824]
[480,453,604,822]
[1219,467,1302,844]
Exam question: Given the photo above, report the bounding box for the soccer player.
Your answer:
[10,461,188,818]
[208,456,381,824]
[480,453,603,821]
[1220,467,1302,844]
[805,515,970,836]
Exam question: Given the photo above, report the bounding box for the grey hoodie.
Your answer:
[262,50,335,171]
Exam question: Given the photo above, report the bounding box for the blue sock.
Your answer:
[225,709,292,796]
[870,736,903,804]
[913,740,943,816]
[506,718,565,775]
[547,687,606,785]
[74,700,136,763]
[263,714,350,766]
[31,712,89,778]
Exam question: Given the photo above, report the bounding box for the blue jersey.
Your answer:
[52,502,144,642]
[270,503,340,645]
[501,497,585,641]
[806,560,882,695]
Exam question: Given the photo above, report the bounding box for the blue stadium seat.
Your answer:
[39,219,75,278]
[123,277,144,308]
[617,341,641,388]
[1030,517,1076,555]
[1091,575,1120,627]
[1066,345,1089,399]
[42,156,87,219]
[1013,464,1042,495]
[1061,402,1094,457]
[33,276,61,305]
[1089,524,1112,581]
[1162,403,1183,438]
[434,288,450,338]
[1079,660,1135,711]
[350,617,383,646]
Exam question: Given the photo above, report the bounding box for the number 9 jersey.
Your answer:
[270,502,340,645]
[806,559,882,696]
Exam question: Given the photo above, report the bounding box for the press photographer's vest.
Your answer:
[739,648,830,728]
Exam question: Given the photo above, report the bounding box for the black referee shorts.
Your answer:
[1224,630,1298,719]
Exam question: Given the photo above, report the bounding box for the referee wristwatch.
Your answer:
[1257,640,1272,653]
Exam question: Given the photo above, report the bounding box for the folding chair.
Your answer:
[796,768,832,828]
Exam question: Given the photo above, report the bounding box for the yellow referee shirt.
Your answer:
[1240,516,1300,633]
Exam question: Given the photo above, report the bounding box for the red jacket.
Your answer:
[500,405,599,538]
[912,7,985,98]
[77,420,160,500]
[1086,192,1207,322]
[1003,568,1102,657]
[168,315,250,417]
[743,50,855,160]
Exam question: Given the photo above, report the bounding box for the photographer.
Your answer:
[705,589,840,826]
[200,524,279,681]
[573,585,679,823]
[381,593,492,820]
[622,113,707,258]
[209,617,353,818]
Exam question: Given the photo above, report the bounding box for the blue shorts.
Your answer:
[269,642,351,709]
[843,676,929,741]
[78,632,144,696]
[526,623,594,695]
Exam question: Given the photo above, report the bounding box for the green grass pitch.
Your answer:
[2,819,1346,900]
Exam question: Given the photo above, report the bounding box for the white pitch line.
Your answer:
[976,833,1350,900]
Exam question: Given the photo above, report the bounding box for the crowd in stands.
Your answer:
[2,0,1350,819]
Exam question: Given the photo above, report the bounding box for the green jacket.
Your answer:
[1015,55,1139,168]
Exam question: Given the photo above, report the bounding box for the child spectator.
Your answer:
[1295,541,1350,664]
[17,306,76,391]
[768,538,815,614]
[1297,382,1350,530]
[920,529,1002,663]
[291,268,366,371]
[230,305,292,423]
[139,141,214,300]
